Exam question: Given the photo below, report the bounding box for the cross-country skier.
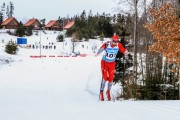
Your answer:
[96,35,128,101]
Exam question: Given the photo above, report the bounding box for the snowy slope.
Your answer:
[0,30,180,120]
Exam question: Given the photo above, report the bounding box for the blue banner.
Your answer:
[17,38,27,44]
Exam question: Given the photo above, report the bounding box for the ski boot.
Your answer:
[99,91,104,101]
[106,90,111,101]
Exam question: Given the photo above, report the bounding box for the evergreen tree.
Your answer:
[66,11,114,40]
[5,41,18,54]
[9,2,14,17]
[40,18,46,27]
[99,33,105,41]
[6,6,9,18]
[15,25,25,37]
[56,35,64,42]
[1,2,5,20]
[113,14,131,38]
[26,25,33,36]
[57,16,63,30]
[80,10,86,21]
[0,11,3,28]
[5,2,14,18]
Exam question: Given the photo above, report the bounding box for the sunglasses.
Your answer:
[112,40,118,43]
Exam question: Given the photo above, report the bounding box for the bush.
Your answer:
[5,41,19,54]
[16,25,25,37]
[100,33,105,41]
[56,35,64,42]
[26,26,33,36]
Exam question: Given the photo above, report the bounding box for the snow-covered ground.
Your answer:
[0,30,180,120]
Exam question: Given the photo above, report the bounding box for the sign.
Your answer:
[17,38,27,44]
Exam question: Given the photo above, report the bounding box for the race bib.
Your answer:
[102,45,119,62]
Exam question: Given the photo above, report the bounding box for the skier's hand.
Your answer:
[95,54,98,57]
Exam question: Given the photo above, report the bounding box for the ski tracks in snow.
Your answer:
[84,56,102,99]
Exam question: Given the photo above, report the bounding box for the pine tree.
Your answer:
[5,41,18,54]
[5,2,14,18]
[1,2,5,20]
[15,25,25,37]
[56,35,64,42]
[0,11,3,28]
[9,2,14,17]
[99,33,105,41]
[6,6,9,18]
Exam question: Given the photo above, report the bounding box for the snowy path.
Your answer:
[0,56,180,120]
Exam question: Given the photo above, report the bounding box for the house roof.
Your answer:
[24,18,40,27]
[64,21,74,29]
[45,20,60,28]
[1,17,17,25]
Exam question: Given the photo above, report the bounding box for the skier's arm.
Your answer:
[96,42,107,55]
[118,43,128,57]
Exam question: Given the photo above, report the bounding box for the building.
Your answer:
[45,20,61,30]
[24,18,41,30]
[1,17,20,29]
[63,21,74,30]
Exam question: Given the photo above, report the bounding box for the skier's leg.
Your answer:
[101,60,108,80]
[107,82,113,90]
[107,62,115,90]
[108,62,115,83]
[100,79,106,92]
[99,79,106,101]
[100,60,108,101]
[106,63,115,100]
[106,81,113,101]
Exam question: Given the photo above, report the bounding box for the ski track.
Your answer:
[0,56,180,120]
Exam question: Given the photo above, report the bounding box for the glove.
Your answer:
[95,53,99,57]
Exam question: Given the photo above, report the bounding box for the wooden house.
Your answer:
[1,17,20,29]
[24,18,41,30]
[45,20,61,30]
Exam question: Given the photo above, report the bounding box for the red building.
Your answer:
[45,20,61,30]
[24,18,41,30]
[1,17,20,29]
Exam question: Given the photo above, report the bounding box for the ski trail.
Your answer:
[84,56,122,101]
[1,56,180,120]
[84,56,102,99]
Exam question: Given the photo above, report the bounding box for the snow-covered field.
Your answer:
[0,30,180,120]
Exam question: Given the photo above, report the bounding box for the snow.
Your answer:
[0,30,180,120]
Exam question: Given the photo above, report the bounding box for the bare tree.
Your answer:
[71,32,79,53]
[115,0,145,99]
[132,0,138,99]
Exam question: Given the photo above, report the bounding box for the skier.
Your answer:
[96,35,128,101]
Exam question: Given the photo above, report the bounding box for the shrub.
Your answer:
[56,35,64,42]
[100,33,105,41]
[16,25,25,37]
[26,26,33,36]
[5,41,19,54]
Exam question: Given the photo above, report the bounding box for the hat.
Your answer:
[112,35,119,42]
